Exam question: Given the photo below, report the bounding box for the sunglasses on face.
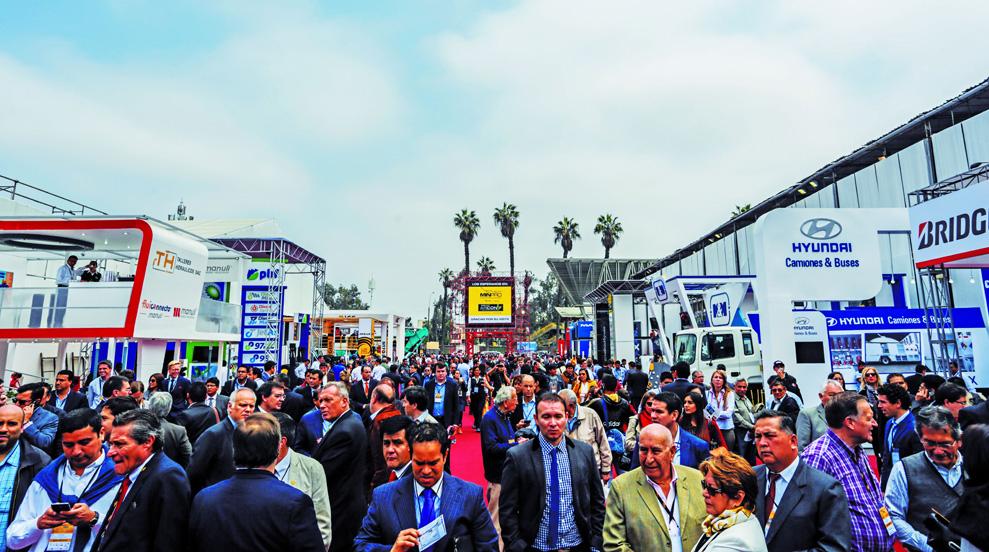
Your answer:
[701,481,726,495]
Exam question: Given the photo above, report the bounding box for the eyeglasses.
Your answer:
[922,439,957,450]
[950,398,970,406]
[865,373,878,377]
[700,481,725,495]
[14,399,34,407]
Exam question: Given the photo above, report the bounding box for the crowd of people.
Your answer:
[0,352,987,551]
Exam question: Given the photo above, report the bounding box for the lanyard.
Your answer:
[58,460,102,503]
[655,483,679,528]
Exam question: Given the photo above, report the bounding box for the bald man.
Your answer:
[0,404,51,551]
[603,424,706,552]
[512,375,538,427]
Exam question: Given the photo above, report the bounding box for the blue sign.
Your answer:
[239,285,285,367]
[749,307,985,336]
[653,279,668,302]
[709,292,730,326]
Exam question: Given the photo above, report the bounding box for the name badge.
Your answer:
[46,523,74,552]
[878,506,896,536]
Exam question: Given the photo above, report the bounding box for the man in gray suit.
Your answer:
[796,380,842,451]
[753,410,851,552]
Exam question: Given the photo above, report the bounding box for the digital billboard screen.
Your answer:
[466,278,514,327]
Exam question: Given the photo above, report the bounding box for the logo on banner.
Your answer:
[709,293,730,326]
[247,268,281,281]
[653,279,668,302]
[153,251,176,273]
[800,218,843,240]
[916,208,988,250]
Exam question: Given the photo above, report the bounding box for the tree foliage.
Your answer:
[323,283,369,310]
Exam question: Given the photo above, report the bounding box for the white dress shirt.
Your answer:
[764,456,800,534]
[646,469,681,552]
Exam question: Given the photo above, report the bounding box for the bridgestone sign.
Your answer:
[910,183,989,268]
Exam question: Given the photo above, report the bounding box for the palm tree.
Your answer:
[476,256,495,275]
[438,268,454,347]
[453,209,480,275]
[594,214,624,259]
[553,217,581,258]
[493,203,520,278]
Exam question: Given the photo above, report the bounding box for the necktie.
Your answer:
[207,397,214,408]
[548,448,560,548]
[169,378,175,392]
[765,472,780,520]
[365,381,369,398]
[887,420,898,450]
[389,471,398,482]
[419,488,436,552]
[93,476,131,550]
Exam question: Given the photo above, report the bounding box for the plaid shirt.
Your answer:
[0,441,21,551]
[802,431,893,552]
[534,433,581,550]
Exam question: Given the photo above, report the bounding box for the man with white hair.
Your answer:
[796,379,843,451]
[559,388,612,482]
[480,385,522,549]
[145,392,192,469]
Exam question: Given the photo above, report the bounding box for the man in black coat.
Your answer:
[175,382,221,445]
[52,369,88,412]
[189,413,324,552]
[500,393,605,552]
[163,360,193,415]
[767,380,801,425]
[94,409,191,552]
[220,365,258,396]
[0,404,51,538]
[187,388,256,493]
[752,410,851,552]
[623,362,650,410]
[349,365,377,409]
[277,375,307,422]
[424,365,460,429]
[312,382,368,552]
[293,368,323,413]
[959,400,989,431]
[661,361,703,400]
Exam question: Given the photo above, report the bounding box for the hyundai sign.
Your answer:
[910,183,989,268]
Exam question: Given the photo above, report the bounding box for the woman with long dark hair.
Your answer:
[683,390,727,450]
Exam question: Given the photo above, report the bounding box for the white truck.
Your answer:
[672,326,764,385]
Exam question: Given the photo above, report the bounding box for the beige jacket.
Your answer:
[566,404,612,475]
[285,448,333,550]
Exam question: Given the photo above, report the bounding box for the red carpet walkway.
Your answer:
[451,411,487,489]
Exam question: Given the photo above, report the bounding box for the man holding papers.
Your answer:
[355,421,498,552]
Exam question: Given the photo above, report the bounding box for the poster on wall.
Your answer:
[238,284,284,368]
[466,278,514,327]
[0,270,12,287]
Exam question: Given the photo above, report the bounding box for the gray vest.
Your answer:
[902,452,963,549]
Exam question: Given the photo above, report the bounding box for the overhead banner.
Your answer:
[133,227,208,338]
[238,284,284,368]
[909,183,989,268]
[466,278,514,327]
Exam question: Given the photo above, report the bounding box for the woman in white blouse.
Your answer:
[706,369,735,452]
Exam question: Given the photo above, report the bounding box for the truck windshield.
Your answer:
[674,334,697,365]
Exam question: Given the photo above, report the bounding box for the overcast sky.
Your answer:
[3,1,989,317]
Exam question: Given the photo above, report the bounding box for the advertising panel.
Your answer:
[909,183,989,268]
[133,227,208,338]
[204,259,243,282]
[0,270,12,287]
[238,284,284,368]
[466,278,514,327]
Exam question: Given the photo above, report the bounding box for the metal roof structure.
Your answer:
[584,280,651,304]
[909,162,989,204]
[547,258,658,305]
[633,76,989,280]
[212,237,324,265]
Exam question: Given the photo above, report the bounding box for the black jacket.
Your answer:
[500,436,605,552]
[174,403,220,445]
[313,410,368,552]
[425,379,460,428]
[661,379,703,401]
[53,391,88,412]
[767,395,801,424]
[10,440,50,523]
[350,378,378,408]
[754,460,852,552]
[187,418,236,493]
[959,402,989,431]
[93,453,191,552]
[624,370,650,409]
[280,389,307,422]
[294,385,319,412]
[220,379,257,397]
[163,376,193,414]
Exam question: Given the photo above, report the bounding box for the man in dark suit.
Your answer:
[0,403,51,545]
[175,382,220,445]
[378,415,414,486]
[877,383,923,489]
[94,409,191,552]
[204,377,228,418]
[187,388,256,493]
[313,381,369,552]
[189,413,324,552]
[163,360,192,415]
[767,380,800,424]
[959,400,989,430]
[355,421,498,552]
[661,361,702,400]
[52,369,88,412]
[752,410,851,552]
[277,375,307,422]
[500,393,605,552]
[294,368,323,413]
[623,362,649,410]
[350,365,378,409]
[425,365,460,429]
[629,391,710,469]
[220,365,258,396]
[366,384,402,494]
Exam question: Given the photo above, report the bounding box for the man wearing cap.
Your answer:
[767,361,803,402]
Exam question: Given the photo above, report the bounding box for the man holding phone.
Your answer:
[7,408,124,552]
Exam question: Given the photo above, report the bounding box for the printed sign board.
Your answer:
[238,284,284,367]
[133,227,208,338]
[909,183,989,268]
[466,278,514,327]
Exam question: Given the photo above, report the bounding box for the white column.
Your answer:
[135,340,167,384]
[396,316,407,361]
[612,294,635,361]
